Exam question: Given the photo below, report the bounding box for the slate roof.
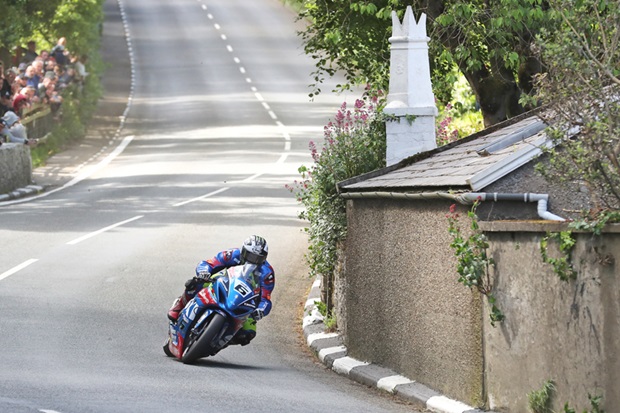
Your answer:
[339,112,551,193]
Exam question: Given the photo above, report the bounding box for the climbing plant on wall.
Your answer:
[447,201,504,326]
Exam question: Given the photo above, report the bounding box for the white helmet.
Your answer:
[241,235,268,265]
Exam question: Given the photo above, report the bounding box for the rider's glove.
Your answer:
[196,270,211,280]
[251,308,264,321]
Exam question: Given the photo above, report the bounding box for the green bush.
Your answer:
[287,92,386,287]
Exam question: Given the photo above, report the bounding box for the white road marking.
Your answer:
[66,215,144,245]
[172,4,297,207]
[1,135,135,206]
[0,259,38,282]
[173,187,230,207]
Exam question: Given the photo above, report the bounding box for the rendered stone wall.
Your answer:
[0,144,32,194]
[341,197,619,411]
[481,222,620,412]
[341,198,484,406]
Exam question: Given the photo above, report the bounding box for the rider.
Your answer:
[167,235,275,346]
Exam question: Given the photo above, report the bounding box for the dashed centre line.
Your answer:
[66,215,144,245]
[0,259,38,282]
[1,0,300,280]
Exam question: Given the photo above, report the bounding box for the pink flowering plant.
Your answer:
[436,103,460,146]
[287,92,386,281]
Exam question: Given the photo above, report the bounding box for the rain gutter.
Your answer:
[339,191,565,221]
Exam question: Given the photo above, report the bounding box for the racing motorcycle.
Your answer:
[163,262,261,364]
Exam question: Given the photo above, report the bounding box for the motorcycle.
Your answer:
[163,262,261,364]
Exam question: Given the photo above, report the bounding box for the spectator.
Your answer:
[5,67,18,85]
[23,41,38,64]
[39,50,49,62]
[12,74,28,95]
[0,111,36,146]
[73,55,89,80]
[0,91,12,116]
[32,59,44,77]
[21,85,39,104]
[45,58,57,74]
[0,61,12,97]
[38,77,50,101]
[50,37,69,66]
[12,93,29,116]
[56,66,74,91]
[24,65,39,90]
[44,77,63,114]
[44,56,56,73]
[17,62,27,75]
[12,46,25,66]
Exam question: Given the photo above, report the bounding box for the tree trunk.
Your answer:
[461,64,525,127]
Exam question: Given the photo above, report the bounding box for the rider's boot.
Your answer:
[167,291,191,321]
[229,317,257,346]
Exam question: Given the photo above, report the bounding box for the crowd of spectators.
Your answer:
[0,37,88,147]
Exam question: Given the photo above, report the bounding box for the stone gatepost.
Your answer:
[385,7,437,166]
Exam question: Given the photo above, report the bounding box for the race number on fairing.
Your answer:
[234,283,251,296]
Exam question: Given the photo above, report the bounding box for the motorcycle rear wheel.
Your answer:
[181,312,226,364]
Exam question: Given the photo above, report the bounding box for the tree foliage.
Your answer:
[298,0,556,127]
[0,0,63,48]
[531,0,620,213]
[47,0,104,57]
[0,0,103,57]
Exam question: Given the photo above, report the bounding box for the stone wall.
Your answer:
[340,198,484,406]
[340,198,619,411]
[481,222,620,412]
[0,143,32,194]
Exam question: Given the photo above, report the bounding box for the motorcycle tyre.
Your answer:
[181,312,226,364]
[163,337,174,357]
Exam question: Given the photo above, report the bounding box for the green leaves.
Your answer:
[350,2,378,15]
[287,94,387,282]
[540,231,577,281]
[0,0,104,55]
[533,0,620,212]
[447,201,504,326]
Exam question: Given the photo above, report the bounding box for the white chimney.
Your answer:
[384,7,437,166]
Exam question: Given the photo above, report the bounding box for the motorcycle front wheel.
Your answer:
[181,312,226,364]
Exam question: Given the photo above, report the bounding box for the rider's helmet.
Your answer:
[241,235,268,265]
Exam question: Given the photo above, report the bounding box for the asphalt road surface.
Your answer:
[0,0,423,412]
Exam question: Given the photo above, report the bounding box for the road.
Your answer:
[0,0,421,412]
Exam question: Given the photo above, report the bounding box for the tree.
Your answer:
[298,0,555,127]
[531,0,620,213]
[0,0,103,59]
[46,0,105,57]
[0,0,63,48]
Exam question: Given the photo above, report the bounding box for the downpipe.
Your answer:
[456,192,565,221]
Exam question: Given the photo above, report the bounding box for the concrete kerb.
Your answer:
[0,184,45,202]
[302,276,492,413]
